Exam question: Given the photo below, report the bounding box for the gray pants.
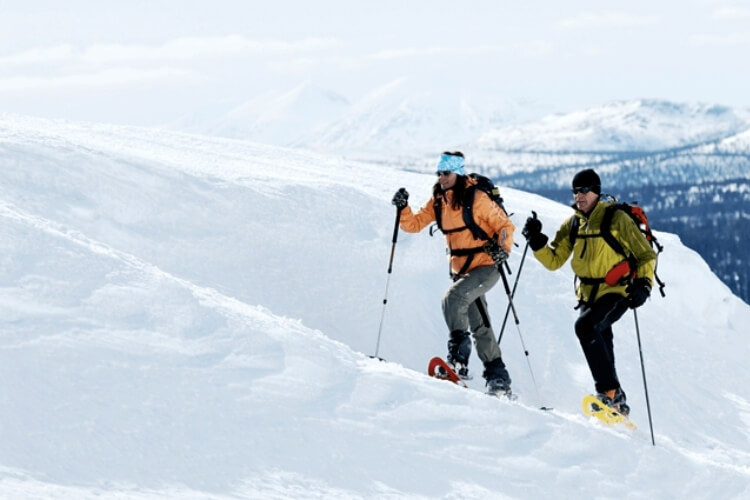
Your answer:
[442,265,502,364]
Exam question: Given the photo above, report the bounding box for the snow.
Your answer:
[167,82,352,147]
[477,99,750,152]
[170,78,550,158]
[289,78,540,156]
[1,114,749,499]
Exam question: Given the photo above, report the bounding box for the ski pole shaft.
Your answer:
[498,262,520,325]
[498,265,541,402]
[634,309,656,446]
[498,241,529,344]
[374,207,403,359]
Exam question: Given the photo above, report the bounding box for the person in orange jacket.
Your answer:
[392,152,515,395]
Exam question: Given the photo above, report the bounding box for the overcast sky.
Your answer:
[2,0,749,126]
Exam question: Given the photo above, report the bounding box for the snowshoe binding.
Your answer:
[582,389,635,429]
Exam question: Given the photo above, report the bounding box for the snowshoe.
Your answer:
[582,394,635,429]
[428,357,468,387]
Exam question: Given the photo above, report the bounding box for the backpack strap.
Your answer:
[570,206,628,259]
[628,205,667,297]
[599,205,627,257]
[576,276,605,308]
[433,197,443,233]
[568,214,580,247]
[461,185,490,241]
[449,245,487,276]
[432,195,467,235]
[432,187,489,241]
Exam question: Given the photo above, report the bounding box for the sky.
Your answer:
[2,0,750,127]
[2,114,750,498]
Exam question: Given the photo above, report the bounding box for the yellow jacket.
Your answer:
[533,201,656,303]
[399,177,515,276]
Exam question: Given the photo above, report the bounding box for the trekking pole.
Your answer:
[373,203,404,360]
[634,309,656,446]
[497,265,547,408]
[498,241,529,344]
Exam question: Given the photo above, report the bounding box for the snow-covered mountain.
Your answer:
[1,115,749,499]
[167,82,351,146]
[168,79,551,157]
[705,126,750,154]
[166,83,750,163]
[476,99,750,153]
[291,79,549,157]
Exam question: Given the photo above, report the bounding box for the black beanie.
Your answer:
[572,169,601,194]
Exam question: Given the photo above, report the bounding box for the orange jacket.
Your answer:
[399,178,514,275]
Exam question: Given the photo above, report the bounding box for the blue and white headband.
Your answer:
[436,154,465,175]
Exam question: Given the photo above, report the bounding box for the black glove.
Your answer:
[392,188,409,209]
[522,212,548,251]
[484,238,509,265]
[489,245,509,266]
[626,278,651,309]
[522,214,542,240]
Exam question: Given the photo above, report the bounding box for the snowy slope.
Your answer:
[704,127,750,154]
[1,115,749,499]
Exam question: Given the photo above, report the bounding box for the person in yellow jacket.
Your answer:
[391,151,516,395]
[521,168,656,415]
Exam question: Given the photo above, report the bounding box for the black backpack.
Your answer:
[570,196,666,297]
[432,173,509,240]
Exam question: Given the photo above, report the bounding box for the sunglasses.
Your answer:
[572,186,596,195]
[436,170,454,177]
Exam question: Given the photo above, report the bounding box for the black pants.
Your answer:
[574,293,630,393]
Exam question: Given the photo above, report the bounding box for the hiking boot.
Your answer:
[447,330,471,367]
[483,357,512,396]
[596,388,630,416]
[486,377,511,396]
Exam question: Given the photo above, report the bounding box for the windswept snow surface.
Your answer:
[1,115,749,499]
